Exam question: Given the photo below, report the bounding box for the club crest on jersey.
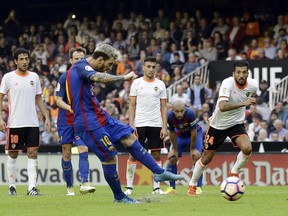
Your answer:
[154,87,159,92]
[246,92,251,97]
[11,143,16,149]
[85,65,94,71]
[30,81,34,86]
[222,88,227,94]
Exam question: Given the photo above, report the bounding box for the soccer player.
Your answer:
[164,100,203,195]
[124,56,168,195]
[187,60,258,195]
[66,43,183,203]
[56,46,95,196]
[0,48,51,196]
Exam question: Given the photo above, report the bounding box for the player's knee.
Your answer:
[151,150,161,161]
[78,145,88,153]
[169,156,178,165]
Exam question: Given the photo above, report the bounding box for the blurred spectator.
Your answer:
[153,22,165,42]
[113,32,127,50]
[272,101,288,122]
[226,48,242,60]
[225,16,245,52]
[247,113,262,141]
[181,29,198,55]
[211,17,228,38]
[169,52,184,75]
[170,84,191,107]
[257,128,271,141]
[138,30,150,52]
[155,61,170,87]
[31,44,50,65]
[263,37,276,59]
[212,30,227,60]
[170,67,182,84]
[197,111,209,137]
[112,13,129,31]
[126,35,140,60]
[269,119,288,141]
[33,58,50,76]
[3,10,21,45]
[146,37,159,56]
[168,21,182,46]
[190,74,209,114]
[273,15,287,41]
[116,53,134,75]
[152,9,169,30]
[0,36,11,58]
[198,38,218,62]
[247,38,261,60]
[258,80,269,103]
[169,42,185,64]
[255,96,271,121]
[134,50,146,76]
[274,48,286,60]
[63,12,80,32]
[181,52,200,75]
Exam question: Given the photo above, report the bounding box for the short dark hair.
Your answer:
[13,48,30,60]
[144,56,156,63]
[233,60,249,69]
[69,46,86,59]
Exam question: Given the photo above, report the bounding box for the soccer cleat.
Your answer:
[66,187,75,196]
[124,187,133,195]
[228,171,239,178]
[154,170,184,183]
[27,187,40,196]
[114,195,141,204]
[8,186,17,196]
[80,183,96,194]
[187,186,197,196]
[164,186,177,194]
[196,187,203,195]
[152,187,166,195]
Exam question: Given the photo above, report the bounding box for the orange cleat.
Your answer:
[187,186,197,196]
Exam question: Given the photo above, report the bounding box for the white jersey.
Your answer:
[0,71,42,128]
[209,77,258,130]
[130,77,167,127]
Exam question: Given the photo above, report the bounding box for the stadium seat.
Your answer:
[245,22,260,36]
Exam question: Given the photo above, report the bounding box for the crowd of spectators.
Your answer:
[0,7,288,146]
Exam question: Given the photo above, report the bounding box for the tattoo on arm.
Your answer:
[90,73,124,83]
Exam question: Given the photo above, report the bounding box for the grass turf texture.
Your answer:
[0,185,287,216]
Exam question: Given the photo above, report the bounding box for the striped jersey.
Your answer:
[55,71,74,126]
[66,59,109,132]
[167,108,198,137]
[209,76,258,130]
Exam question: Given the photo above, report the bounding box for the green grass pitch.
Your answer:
[0,185,287,216]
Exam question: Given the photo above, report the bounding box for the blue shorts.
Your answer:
[177,127,203,157]
[58,125,85,147]
[80,118,134,162]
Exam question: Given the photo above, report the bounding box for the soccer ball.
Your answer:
[220,176,245,201]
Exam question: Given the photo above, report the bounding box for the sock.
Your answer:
[126,140,164,174]
[231,151,251,174]
[197,174,203,187]
[167,163,177,189]
[7,156,17,188]
[62,158,73,187]
[126,160,137,188]
[153,161,162,190]
[79,152,89,183]
[102,163,125,200]
[189,159,205,186]
[27,158,38,191]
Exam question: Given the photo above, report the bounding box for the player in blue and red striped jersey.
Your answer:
[56,47,95,196]
[65,43,184,203]
[165,100,203,195]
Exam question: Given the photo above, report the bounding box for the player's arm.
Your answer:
[190,128,201,162]
[160,98,168,139]
[0,93,6,131]
[56,96,73,113]
[169,130,178,151]
[128,96,137,129]
[36,95,51,131]
[218,96,256,112]
[90,71,137,84]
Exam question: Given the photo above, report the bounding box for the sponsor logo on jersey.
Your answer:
[85,65,94,71]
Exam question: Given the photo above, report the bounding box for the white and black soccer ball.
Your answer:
[220,176,245,201]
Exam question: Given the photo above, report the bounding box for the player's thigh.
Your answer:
[196,127,204,152]
[6,128,26,151]
[135,127,148,147]
[25,127,40,148]
[105,118,134,144]
[146,127,164,150]
[58,125,74,145]
[204,126,228,150]
[176,136,190,157]
[81,128,118,162]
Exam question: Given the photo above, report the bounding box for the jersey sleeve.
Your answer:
[167,111,175,131]
[76,61,95,82]
[159,80,167,99]
[0,74,8,94]
[129,79,138,97]
[35,74,42,95]
[186,109,197,130]
[55,72,66,97]
[218,78,231,102]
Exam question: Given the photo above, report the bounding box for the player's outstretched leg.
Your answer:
[126,140,184,182]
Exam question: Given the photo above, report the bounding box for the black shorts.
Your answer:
[204,124,247,150]
[6,127,40,151]
[136,127,164,150]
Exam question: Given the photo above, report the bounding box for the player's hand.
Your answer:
[160,127,168,139]
[0,118,6,132]
[190,148,201,162]
[124,71,138,81]
[243,97,256,106]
